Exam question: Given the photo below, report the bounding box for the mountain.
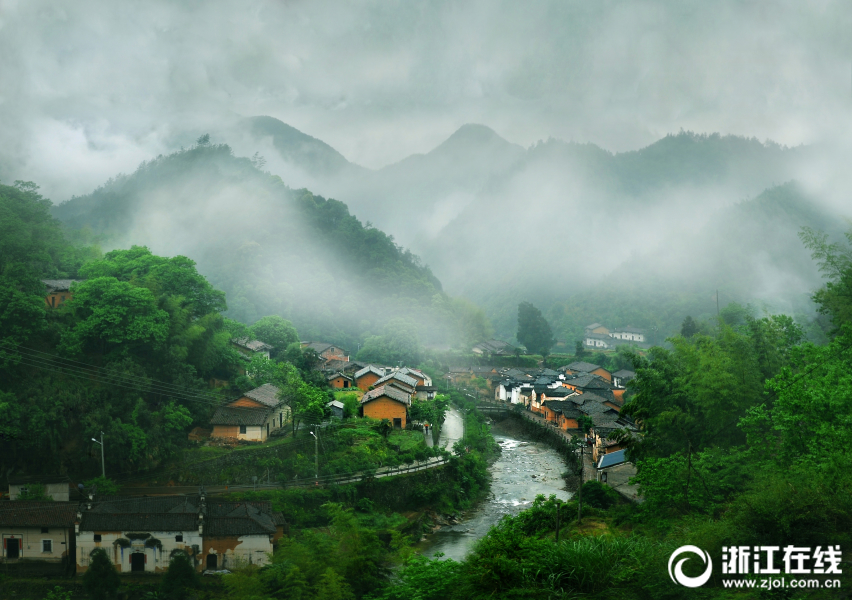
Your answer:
[227,119,835,343]
[51,142,491,350]
[241,116,365,179]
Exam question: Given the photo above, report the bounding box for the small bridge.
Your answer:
[477,402,515,416]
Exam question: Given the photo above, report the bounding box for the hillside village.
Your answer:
[2,297,642,577]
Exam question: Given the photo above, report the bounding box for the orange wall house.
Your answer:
[43,279,80,308]
[355,371,382,391]
[590,367,612,382]
[328,374,354,389]
[360,386,410,429]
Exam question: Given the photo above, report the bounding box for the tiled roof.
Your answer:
[243,384,281,407]
[375,372,418,388]
[566,361,603,373]
[585,323,604,330]
[355,365,385,379]
[302,342,345,355]
[232,337,274,352]
[81,513,197,532]
[326,372,353,381]
[209,405,272,426]
[585,332,612,340]
[0,502,77,527]
[542,400,585,419]
[612,326,644,334]
[612,369,636,379]
[327,400,345,409]
[563,374,613,390]
[360,385,411,407]
[206,502,276,535]
[42,279,80,292]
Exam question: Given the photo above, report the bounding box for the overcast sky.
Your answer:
[2,0,851,201]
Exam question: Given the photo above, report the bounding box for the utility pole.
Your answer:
[91,431,105,478]
[310,431,318,481]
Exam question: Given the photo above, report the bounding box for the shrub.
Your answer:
[83,548,120,600]
[160,551,200,598]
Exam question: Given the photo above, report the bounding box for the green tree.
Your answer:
[249,315,299,357]
[574,340,586,359]
[83,548,121,600]
[680,315,699,338]
[59,277,169,357]
[160,551,200,599]
[16,483,51,501]
[516,301,554,358]
[314,567,355,600]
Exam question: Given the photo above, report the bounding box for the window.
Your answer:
[239,425,247,434]
[42,539,52,553]
[19,486,28,496]
[94,534,102,542]
[175,535,183,542]
[41,528,49,534]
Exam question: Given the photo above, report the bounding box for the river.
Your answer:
[416,408,572,561]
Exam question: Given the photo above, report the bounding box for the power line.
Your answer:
[0,343,279,416]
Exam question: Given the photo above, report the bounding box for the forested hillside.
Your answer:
[52,139,491,351]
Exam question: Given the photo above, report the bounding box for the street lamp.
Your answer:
[91,431,105,478]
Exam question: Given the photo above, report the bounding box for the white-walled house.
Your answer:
[76,494,284,573]
[584,332,615,349]
[609,327,645,343]
[0,502,77,568]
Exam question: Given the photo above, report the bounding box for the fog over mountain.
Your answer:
[5,0,852,344]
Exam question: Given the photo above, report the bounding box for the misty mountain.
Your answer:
[241,116,366,180]
[537,182,840,346]
[51,142,490,351]
[232,119,832,344]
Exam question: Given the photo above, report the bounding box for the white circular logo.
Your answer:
[668,545,713,588]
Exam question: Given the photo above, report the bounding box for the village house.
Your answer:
[584,332,615,350]
[609,327,646,343]
[472,339,519,357]
[584,323,610,336]
[75,493,285,573]
[360,385,411,429]
[612,369,636,389]
[231,337,273,360]
[327,400,345,420]
[43,279,81,309]
[354,365,385,391]
[0,501,77,572]
[326,372,354,389]
[541,400,585,431]
[300,342,348,362]
[395,367,432,387]
[8,476,71,501]
[209,384,287,442]
[562,361,613,383]
[373,372,417,395]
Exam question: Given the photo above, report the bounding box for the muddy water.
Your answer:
[416,413,572,562]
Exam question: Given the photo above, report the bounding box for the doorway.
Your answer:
[206,553,217,570]
[131,552,145,572]
[6,538,19,559]
[393,418,402,429]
